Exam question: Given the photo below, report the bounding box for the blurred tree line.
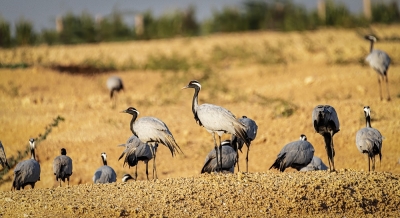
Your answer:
[0,0,399,47]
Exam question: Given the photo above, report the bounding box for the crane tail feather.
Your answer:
[233,122,251,146]
[164,134,183,157]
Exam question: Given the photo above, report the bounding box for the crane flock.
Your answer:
[1,34,390,190]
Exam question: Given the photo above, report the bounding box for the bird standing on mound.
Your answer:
[182,80,250,172]
[356,106,382,172]
[269,134,314,172]
[364,35,391,101]
[53,148,73,187]
[312,105,340,172]
[93,152,117,184]
[231,115,258,172]
[118,135,154,180]
[12,138,41,190]
[122,107,182,179]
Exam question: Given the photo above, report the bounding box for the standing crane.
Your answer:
[53,148,73,187]
[312,105,340,171]
[107,76,124,107]
[364,35,391,101]
[182,80,250,172]
[118,135,154,180]
[12,138,41,190]
[122,107,181,179]
[93,152,117,184]
[231,115,258,172]
[356,106,383,171]
[269,134,315,172]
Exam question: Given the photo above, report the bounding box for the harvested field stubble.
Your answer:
[1,25,400,216]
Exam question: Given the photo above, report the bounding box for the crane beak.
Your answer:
[181,86,188,90]
[121,110,127,113]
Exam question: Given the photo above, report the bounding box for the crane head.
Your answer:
[122,107,139,115]
[300,134,307,141]
[182,80,201,90]
[364,35,377,42]
[363,106,371,117]
[61,148,67,155]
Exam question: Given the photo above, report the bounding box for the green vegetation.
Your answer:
[0,116,65,181]
[0,1,399,47]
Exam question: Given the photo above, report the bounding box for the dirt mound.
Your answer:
[1,170,399,217]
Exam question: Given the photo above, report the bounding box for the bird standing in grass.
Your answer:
[122,107,181,180]
[364,35,391,101]
[356,106,383,172]
[93,152,117,184]
[312,105,340,172]
[269,134,314,172]
[182,80,250,172]
[231,115,258,172]
[12,138,41,190]
[53,148,73,187]
[107,76,124,107]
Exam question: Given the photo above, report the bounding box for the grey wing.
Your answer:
[221,146,237,170]
[325,105,340,130]
[284,141,314,170]
[356,128,382,153]
[125,135,143,145]
[300,156,327,171]
[53,156,73,175]
[135,143,153,161]
[201,149,217,173]
[197,104,237,133]
[366,50,391,73]
[93,166,116,183]
[15,160,40,184]
[239,117,258,141]
[0,141,10,169]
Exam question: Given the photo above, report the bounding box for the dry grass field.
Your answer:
[0,25,400,216]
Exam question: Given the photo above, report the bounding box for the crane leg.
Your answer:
[368,155,371,172]
[372,155,376,171]
[246,146,250,172]
[212,132,219,172]
[236,151,240,172]
[150,143,158,180]
[385,74,391,101]
[135,162,138,181]
[218,135,223,172]
[324,133,335,172]
[377,75,383,101]
[145,162,149,180]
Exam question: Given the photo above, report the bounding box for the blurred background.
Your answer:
[0,0,399,47]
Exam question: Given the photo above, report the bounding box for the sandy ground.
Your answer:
[1,26,400,216]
